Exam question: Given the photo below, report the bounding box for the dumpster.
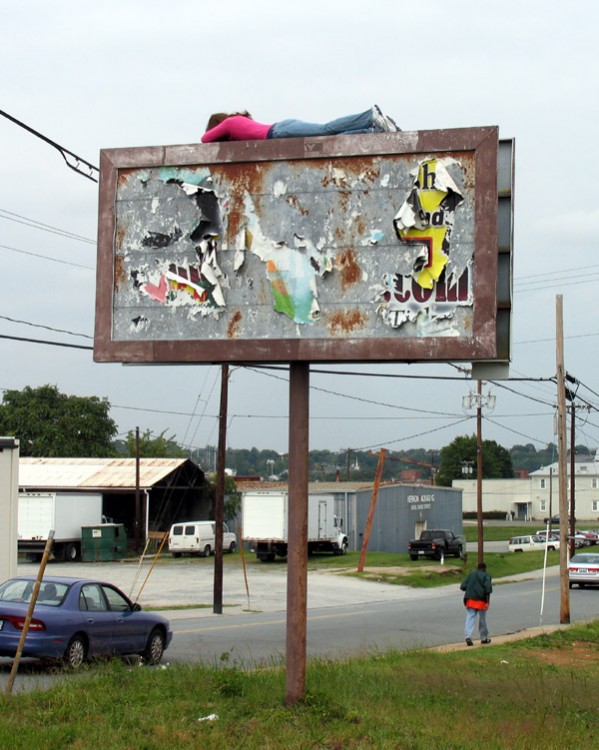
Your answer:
[81,523,127,562]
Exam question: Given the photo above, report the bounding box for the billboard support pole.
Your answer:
[286,362,309,705]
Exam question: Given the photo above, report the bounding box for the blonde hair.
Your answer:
[206,110,252,131]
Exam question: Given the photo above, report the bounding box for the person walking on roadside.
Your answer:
[460,562,493,646]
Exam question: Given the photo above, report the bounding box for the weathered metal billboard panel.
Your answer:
[94,126,509,364]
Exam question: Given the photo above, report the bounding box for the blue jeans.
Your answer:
[464,607,489,640]
[269,109,377,138]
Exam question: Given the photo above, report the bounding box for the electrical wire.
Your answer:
[0,242,95,270]
[0,207,96,244]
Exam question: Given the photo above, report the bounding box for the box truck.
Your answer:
[242,491,348,562]
[18,492,105,562]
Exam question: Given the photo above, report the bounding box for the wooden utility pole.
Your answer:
[569,402,576,558]
[476,380,484,565]
[556,295,570,623]
[213,364,229,614]
[135,426,141,552]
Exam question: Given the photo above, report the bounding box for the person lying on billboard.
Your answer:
[201,105,400,142]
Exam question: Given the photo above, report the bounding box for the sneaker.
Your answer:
[465,638,473,646]
[481,639,491,645]
[384,114,400,132]
[372,104,398,133]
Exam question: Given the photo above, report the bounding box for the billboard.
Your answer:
[94,126,512,364]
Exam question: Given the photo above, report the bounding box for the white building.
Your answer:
[453,454,599,522]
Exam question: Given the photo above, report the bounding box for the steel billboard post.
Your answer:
[286,362,310,704]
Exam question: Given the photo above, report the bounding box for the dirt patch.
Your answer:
[359,565,462,576]
[530,641,599,668]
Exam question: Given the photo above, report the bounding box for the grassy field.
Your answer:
[462,524,535,542]
[300,550,560,588]
[1,620,597,749]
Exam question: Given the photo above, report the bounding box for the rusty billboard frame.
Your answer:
[94,126,506,365]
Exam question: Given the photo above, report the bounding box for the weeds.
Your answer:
[1,622,597,749]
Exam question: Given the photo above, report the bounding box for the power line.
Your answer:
[0,334,92,350]
[0,208,96,244]
[0,242,95,270]
[0,315,92,339]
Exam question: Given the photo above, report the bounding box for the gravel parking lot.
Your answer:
[16,557,439,617]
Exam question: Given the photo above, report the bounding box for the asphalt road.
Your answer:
[1,557,598,693]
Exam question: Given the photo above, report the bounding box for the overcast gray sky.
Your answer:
[2,1,598,460]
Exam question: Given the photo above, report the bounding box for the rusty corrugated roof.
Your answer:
[18,457,193,490]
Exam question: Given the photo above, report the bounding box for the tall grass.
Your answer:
[1,621,597,749]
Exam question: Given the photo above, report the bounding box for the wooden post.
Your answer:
[476,380,484,565]
[357,449,386,572]
[213,364,229,615]
[5,531,55,697]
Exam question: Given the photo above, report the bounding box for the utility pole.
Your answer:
[569,400,576,559]
[462,383,496,565]
[476,380,483,565]
[214,364,229,615]
[135,426,141,553]
[556,295,570,624]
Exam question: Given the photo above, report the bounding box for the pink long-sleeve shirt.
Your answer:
[201,116,272,143]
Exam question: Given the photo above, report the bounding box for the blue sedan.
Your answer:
[0,576,172,669]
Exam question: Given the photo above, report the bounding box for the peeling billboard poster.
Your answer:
[95,126,511,364]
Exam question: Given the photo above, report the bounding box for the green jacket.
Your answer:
[460,569,492,602]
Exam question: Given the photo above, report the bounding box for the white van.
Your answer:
[168,521,237,558]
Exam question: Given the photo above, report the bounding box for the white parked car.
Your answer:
[508,534,560,553]
[568,552,599,588]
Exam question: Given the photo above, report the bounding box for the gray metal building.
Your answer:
[238,481,462,554]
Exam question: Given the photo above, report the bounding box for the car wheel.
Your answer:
[64,634,87,669]
[455,546,463,558]
[202,545,211,558]
[64,543,79,562]
[548,546,555,551]
[228,541,237,554]
[569,582,573,589]
[334,541,348,556]
[143,628,165,665]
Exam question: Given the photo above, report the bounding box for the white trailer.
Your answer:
[242,491,348,562]
[18,492,104,562]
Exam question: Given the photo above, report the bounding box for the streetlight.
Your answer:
[463,382,496,565]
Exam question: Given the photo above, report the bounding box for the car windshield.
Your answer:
[0,578,68,606]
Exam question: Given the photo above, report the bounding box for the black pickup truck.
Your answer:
[407,529,465,561]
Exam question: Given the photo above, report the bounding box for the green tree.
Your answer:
[0,384,117,457]
[435,434,514,486]
[119,429,187,458]
[205,473,242,522]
